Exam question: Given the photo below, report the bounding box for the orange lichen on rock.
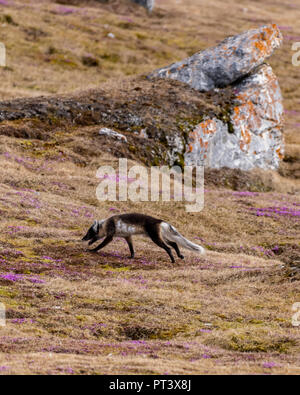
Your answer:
[276,147,284,160]
[239,128,252,152]
[194,119,218,136]
[251,24,282,59]
[185,119,217,160]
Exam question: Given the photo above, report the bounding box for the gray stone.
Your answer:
[131,0,154,12]
[149,24,282,92]
[99,128,127,143]
[184,64,284,171]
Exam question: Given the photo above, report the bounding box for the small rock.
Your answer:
[107,33,115,39]
[131,0,155,12]
[99,128,127,143]
[81,54,99,67]
[139,128,148,138]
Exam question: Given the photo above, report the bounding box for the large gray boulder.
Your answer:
[149,24,284,171]
[184,64,284,171]
[149,25,282,91]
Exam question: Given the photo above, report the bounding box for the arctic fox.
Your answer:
[82,213,205,263]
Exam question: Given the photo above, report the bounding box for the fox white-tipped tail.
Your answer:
[161,222,205,255]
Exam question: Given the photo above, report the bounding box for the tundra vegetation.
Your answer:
[0,0,299,374]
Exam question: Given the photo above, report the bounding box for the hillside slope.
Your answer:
[0,75,299,375]
[0,0,299,176]
[0,0,299,375]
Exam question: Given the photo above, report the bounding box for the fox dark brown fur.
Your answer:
[82,213,205,263]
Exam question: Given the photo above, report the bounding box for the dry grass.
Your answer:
[0,129,299,374]
[0,0,299,375]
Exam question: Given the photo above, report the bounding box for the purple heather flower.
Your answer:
[263,362,277,368]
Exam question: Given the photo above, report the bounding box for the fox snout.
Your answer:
[82,233,90,241]
[82,221,101,243]
[82,230,95,242]
[82,228,99,246]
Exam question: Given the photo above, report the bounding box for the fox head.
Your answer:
[82,220,105,245]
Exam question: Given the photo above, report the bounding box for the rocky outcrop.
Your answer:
[131,0,154,12]
[0,26,285,174]
[0,77,232,168]
[149,24,284,171]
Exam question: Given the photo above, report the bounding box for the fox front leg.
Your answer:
[125,236,135,259]
[88,235,101,246]
[89,235,113,252]
[89,219,115,253]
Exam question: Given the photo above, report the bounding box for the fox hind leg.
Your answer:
[166,241,184,259]
[146,225,175,263]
